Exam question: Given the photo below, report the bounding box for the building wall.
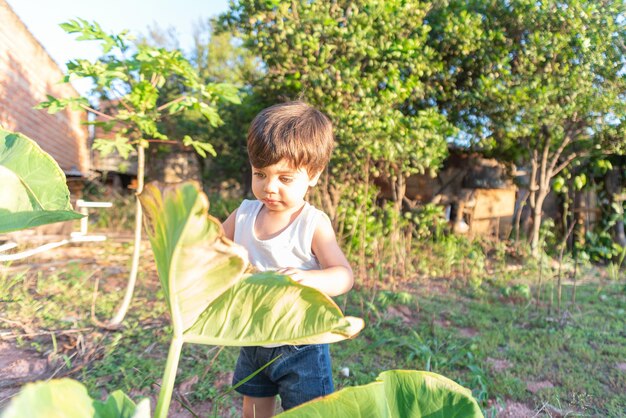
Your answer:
[0,0,89,175]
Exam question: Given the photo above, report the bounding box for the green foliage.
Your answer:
[1,379,150,418]
[335,183,399,260]
[407,203,449,241]
[0,128,83,233]
[82,184,135,231]
[191,19,263,87]
[138,181,363,417]
[276,370,483,417]
[376,290,414,308]
[35,18,245,328]
[501,284,531,301]
[581,231,624,263]
[427,0,626,252]
[139,20,264,185]
[421,235,487,288]
[139,181,363,346]
[35,19,241,161]
[4,233,625,415]
[473,0,626,156]
[222,0,452,193]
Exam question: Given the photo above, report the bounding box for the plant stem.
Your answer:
[155,337,184,418]
[108,145,145,327]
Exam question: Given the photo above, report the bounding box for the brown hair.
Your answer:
[247,101,334,176]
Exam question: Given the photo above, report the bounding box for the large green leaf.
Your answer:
[138,181,364,344]
[0,378,150,418]
[0,128,83,233]
[275,370,484,418]
[185,273,363,346]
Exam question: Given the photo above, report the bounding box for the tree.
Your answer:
[190,19,266,187]
[428,0,626,255]
[221,0,453,215]
[138,19,266,188]
[37,19,240,326]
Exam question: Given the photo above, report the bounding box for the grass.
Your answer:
[330,279,626,417]
[1,239,625,417]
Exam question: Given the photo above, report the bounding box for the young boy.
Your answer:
[222,101,354,417]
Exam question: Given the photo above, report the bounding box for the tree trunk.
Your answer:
[605,168,626,247]
[528,150,541,256]
[529,132,557,258]
[391,171,406,214]
[512,189,530,243]
[530,190,547,257]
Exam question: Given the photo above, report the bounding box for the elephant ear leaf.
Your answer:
[185,272,364,346]
[139,181,249,334]
[139,181,364,345]
[1,378,150,418]
[275,370,484,418]
[0,128,83,233]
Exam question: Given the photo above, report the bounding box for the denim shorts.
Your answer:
[232,344,334,410]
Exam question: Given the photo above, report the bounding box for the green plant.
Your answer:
[1,379,149,418]
[275,370,483,417]
[82,183,136,231]
[607,245,626,281]
[0,128,83,233]
[0,131,148,416]
[36,19,241,327]
[376,290,414,308]
[222,0,452,209]
[466,242,487,289]
[2,127,484,418]
[138,181,364,417]
[0,267,27,303]
[408,203,449,241]
[501,284,532,302]
[581,230,623,263]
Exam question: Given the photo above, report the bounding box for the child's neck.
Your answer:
[255,202,306,240]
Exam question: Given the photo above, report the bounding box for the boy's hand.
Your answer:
[276,267,307,283]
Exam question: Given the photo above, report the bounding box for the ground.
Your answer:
[1,234,625,417]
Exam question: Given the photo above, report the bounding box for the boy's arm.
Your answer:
[278,214,353,297]
[222,209,237,241]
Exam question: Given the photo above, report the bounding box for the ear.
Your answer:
[308,170,322,187]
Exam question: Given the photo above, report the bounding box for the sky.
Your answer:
[7,0,231,93]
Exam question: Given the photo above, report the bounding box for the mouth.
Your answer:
[263,198,280,205]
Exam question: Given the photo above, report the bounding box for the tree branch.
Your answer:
[548,134,571,175]
[81,104,115,120]
[552,152,578,177]
[145,139,181,144]
[108,85,134,113]
[529,149,539,209]
[157,96,186,112]
[540,126,551,188]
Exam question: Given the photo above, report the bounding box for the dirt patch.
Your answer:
[497,400,535,417]
[457,327,479,338]
[1,352,239,418]
[433,318,451,328]
[526,380,554,394]
[124,390,239,418]
[486,357,513,373]
[0,341,51,408]
[617,362,626,372]
[385,305,416,324]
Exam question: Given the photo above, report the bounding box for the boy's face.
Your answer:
[251,159,320,214]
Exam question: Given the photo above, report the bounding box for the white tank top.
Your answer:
[233,199,322,272]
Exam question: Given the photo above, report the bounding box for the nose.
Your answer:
[263,177,279,194]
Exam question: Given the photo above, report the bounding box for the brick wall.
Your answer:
[0,0,90,175]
